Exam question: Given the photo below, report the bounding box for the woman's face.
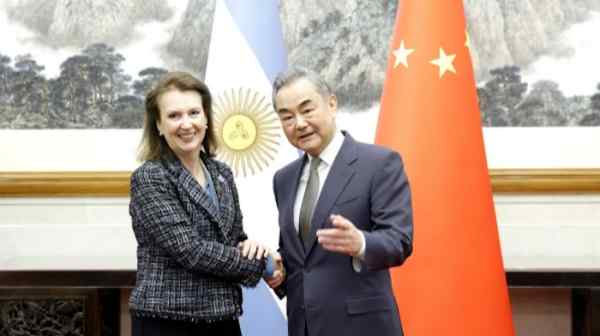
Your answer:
[156,89,207,160]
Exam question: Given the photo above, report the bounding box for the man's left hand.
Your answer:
[317,214,363,257]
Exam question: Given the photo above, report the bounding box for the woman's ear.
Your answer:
[156,121,162,136]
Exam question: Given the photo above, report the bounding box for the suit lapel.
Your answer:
[305,135,357,257]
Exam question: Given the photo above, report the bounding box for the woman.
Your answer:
[129,71,269,335]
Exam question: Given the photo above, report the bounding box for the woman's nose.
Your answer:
[181,115,193,128]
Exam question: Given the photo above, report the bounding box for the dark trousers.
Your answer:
[305,320,309,336]
[132,315,242,336]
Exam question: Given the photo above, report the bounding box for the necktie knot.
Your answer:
[309,157,321,172]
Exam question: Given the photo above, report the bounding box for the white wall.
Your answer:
[496,194,600,270]
[1,194,599,270]
[0,197,136,269]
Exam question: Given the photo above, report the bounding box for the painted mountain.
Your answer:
[0,0,598,128]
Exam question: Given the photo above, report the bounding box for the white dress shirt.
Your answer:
[292,130,366,271]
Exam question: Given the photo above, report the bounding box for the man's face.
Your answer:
[274,78,337,157]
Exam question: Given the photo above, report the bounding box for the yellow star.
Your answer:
[429,48,456,78]
[465,31,471,50]
[392,40,414,69]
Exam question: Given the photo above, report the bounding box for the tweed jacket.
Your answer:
[128,154,264,323]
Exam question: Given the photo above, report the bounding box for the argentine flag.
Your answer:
[205,1,296,334]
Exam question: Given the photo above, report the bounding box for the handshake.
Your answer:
[238,240,285,289]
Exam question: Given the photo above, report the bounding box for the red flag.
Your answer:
[376,1,515,335]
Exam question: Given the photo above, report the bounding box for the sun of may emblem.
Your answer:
[212,88,281,177]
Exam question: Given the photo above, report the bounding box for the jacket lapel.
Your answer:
[305,134,357,257]
[165,157,222,235]
[204,158,235,240]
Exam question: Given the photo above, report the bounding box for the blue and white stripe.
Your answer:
[206,1,294,335]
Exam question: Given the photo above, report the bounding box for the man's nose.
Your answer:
[295,115,307,129]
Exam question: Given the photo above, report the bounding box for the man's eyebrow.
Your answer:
[298,99,313,108]
[276,99,313,114]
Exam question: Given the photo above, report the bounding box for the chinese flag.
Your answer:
[376,1,515,336]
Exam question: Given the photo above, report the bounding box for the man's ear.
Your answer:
[328,94,338,115]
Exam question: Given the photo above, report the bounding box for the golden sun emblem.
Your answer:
[213,88,281,177]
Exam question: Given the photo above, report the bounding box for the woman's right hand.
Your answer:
[237,239,269,260]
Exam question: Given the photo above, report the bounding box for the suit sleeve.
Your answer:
[130,167,264,287]
[269,233,288,299]
[272,171,288,299]
[362,151,414,271]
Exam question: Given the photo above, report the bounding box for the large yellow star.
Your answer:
[429,48,456,78]
[392,40,414,69]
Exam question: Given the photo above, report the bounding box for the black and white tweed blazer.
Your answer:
[128,154,264,323]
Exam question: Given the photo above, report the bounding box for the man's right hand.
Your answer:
[264,251,285,288]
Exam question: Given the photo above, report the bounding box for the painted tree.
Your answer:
[112,95,144,128]
[11,54,49,128]
[132,67,168,97]
[110,67,169,128]
[580,83,600,126]
[564,95,592,126]
[54,54,95,127]
[0,54,14,127]
[0,54,13,101]
[478,86,509,126]
[514,80,567,126]
[478,66,527,126]
[82,43,131,104]
[591,83,600,113]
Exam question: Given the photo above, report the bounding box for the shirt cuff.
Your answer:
[352,231,366,272]
[263,254,275,278]
[357,231,366,259]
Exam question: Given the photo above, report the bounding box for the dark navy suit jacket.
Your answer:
[273,132,413,336]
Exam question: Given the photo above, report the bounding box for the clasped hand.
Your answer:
[237,239,270,260]
[237,239,285,288]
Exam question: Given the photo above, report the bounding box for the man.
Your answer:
[266,67,413,336]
